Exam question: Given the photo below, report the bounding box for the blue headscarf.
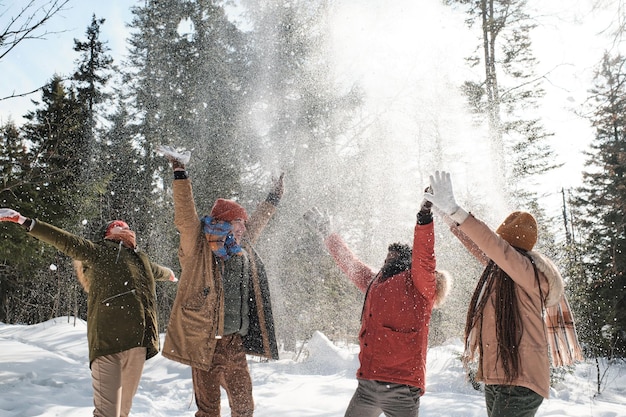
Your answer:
[201,216,243,259]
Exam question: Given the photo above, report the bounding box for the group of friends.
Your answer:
[0,146,583,417]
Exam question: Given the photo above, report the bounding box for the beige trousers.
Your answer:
[91,347,147,417]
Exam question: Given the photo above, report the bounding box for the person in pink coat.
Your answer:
[424,170,582,417]
[304,197,450,417]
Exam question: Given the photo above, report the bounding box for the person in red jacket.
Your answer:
[303,197,450,417]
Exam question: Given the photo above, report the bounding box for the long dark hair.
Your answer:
[464,257,524,382]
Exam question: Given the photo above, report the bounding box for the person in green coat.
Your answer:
[0,208,177,417]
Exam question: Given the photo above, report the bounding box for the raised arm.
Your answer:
[157,145,202,254]
[411,196,436,300]
[303,207,375,293]
[0,208,100,260]
[247,173,284,244]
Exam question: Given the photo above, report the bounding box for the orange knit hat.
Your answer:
[495,211,537,251]
[210,198,248,222]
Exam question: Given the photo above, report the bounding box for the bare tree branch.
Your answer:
[0,76,72,102]
[0,0,71,60]
[0,0,71,101]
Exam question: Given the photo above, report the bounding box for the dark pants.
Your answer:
[344,379,422,417]
[192,334,253,417]
[484,384,543,417]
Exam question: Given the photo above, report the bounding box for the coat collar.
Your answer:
[527,251,564,307]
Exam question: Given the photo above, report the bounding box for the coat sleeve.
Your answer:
[245,200,276,245]
[151,263,174,282]
[173,178,202,257]
[28,220,98,261]
[459,215,545,297]
[449,223,490,266]
[411,221,436,301]
[324,233,375,293]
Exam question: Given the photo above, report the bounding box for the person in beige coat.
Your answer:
[424,171,582,417]
[157,146,280,417]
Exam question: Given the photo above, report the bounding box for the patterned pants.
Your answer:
[192,334,253,417]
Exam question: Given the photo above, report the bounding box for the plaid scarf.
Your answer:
[201,216,242,260]
[545,294,584,366]
[527,251,584,367]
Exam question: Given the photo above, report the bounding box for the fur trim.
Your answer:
[527,251,564,307]
[73,260,89,293]
[434,270,452,308]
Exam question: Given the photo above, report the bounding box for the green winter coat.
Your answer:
[162,178,279,371]
[28,220,173,366]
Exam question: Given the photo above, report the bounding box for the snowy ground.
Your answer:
[1,317,625,416]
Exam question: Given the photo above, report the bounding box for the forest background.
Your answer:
[1,0,626,370]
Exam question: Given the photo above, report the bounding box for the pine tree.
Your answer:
[0,121,47,323]
[73,15,114,121]
[1,77,88,324]
[127,0,249,208]
[21,76,86,227]
[571,52,626,358]
[71,15,116,232]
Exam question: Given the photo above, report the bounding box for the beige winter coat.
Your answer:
[162,178,279,371]
[454,215,564,399]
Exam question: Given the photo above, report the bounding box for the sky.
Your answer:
[0,1,131,110]
[0,0,622,219]
[1,316,625,416]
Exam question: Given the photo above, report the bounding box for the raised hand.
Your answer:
[156,144,191,168]
[266,173,285,205]
[424,171,459,215]
[0,208,27,224]
[424,171,468,224]
[303,207,331,238]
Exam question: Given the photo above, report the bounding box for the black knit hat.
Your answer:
[388,242,411,258]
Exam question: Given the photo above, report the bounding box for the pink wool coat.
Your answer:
[324,221,437,393]
[454,215,564,399]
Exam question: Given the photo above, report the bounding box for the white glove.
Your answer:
[0,208,27,224]
[424,171,469,224]
[156,145,191,165]
[303,207,332,237]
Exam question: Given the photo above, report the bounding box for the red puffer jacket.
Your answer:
[324,222,436,392]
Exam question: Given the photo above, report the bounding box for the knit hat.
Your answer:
[210,198,248,222]
[104,220,129,237]
[103,220,137,249]
[495,211,537,251]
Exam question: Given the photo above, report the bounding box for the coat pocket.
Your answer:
[183,287,211,311]
[367,327,421,378]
